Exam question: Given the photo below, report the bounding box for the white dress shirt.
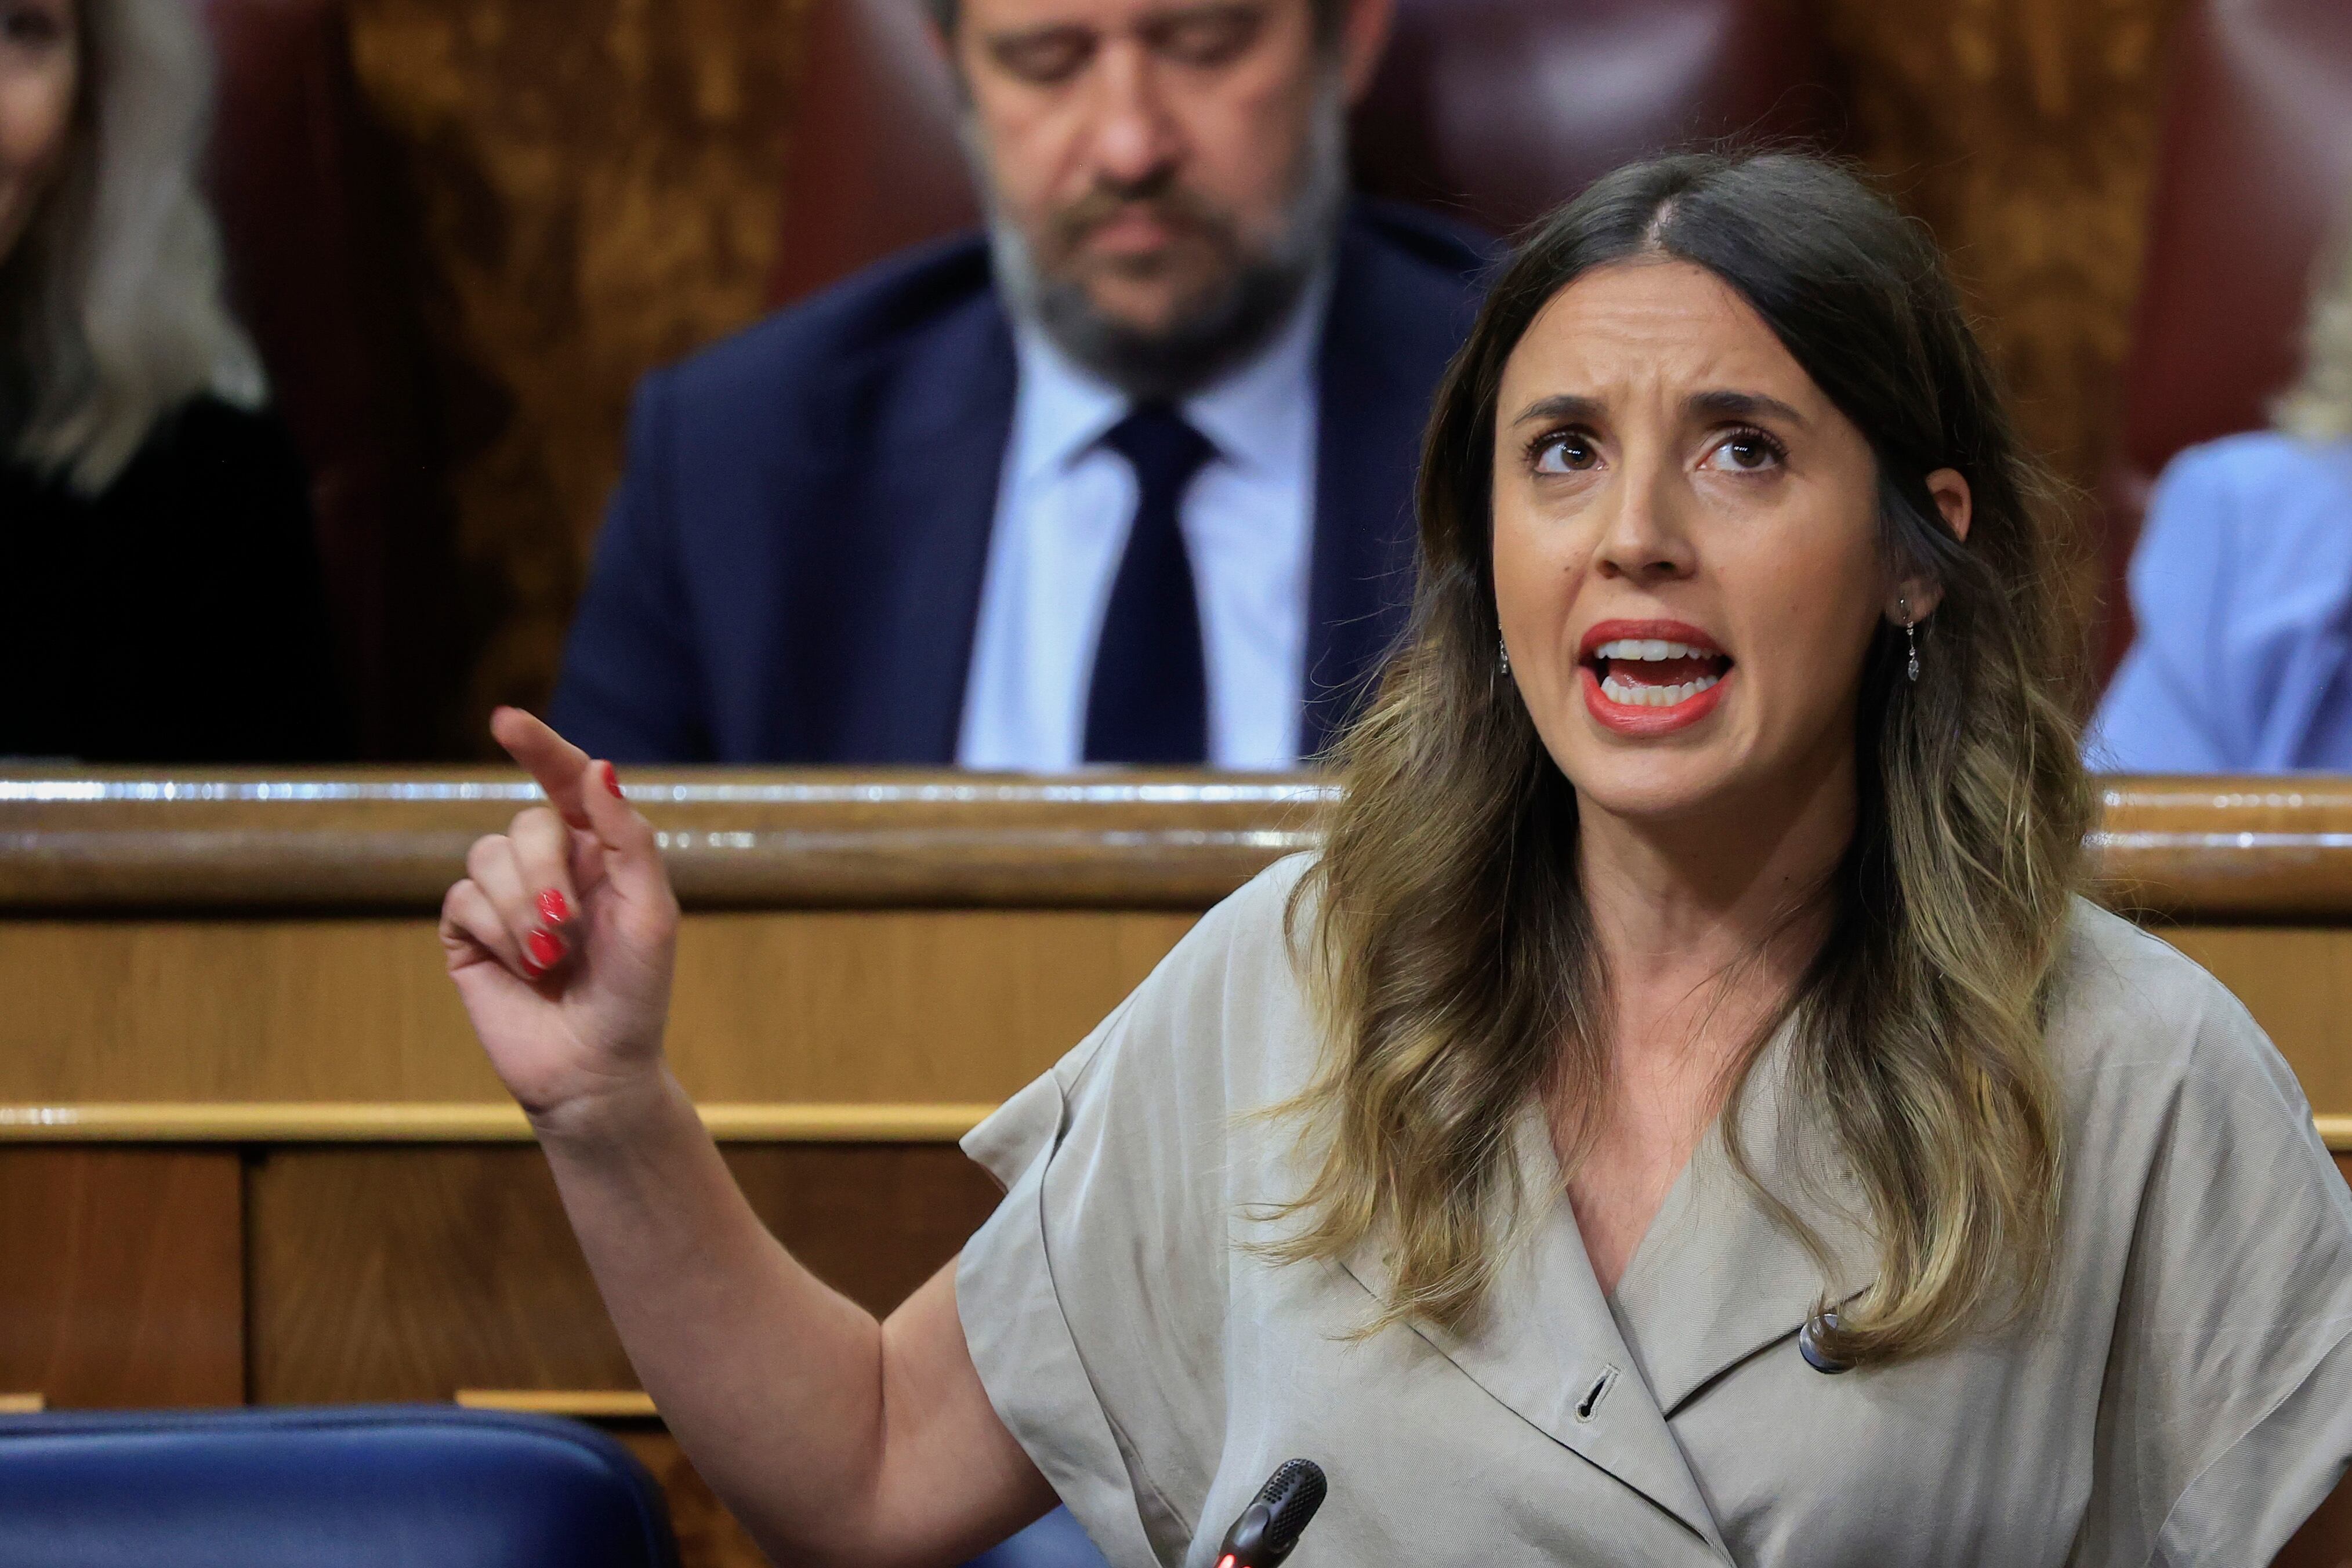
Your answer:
[956,278,1329,771]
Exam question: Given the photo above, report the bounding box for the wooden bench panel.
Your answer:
[0,1149,242,1407]
[248,1145,1000,1404]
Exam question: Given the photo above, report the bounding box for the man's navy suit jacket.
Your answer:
[550,202,1491,764]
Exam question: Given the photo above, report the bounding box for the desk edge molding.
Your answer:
[9,772,2352,917]
[5,1102,2349,1153]
[0,1102,996,1143]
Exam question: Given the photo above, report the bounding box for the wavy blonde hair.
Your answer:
[2,0,263,493]
[1267,153,2093,1369]
[2277,200,2352,442]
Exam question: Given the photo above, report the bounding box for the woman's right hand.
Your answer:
[438,708,681,1135]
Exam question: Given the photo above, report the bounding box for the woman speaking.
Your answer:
[442,153,2352,1565]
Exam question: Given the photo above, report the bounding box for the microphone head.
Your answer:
[1256,1459,1327,1552]
[1216,1458,1327,1567]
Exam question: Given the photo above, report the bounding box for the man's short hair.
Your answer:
[925,0,1347,42]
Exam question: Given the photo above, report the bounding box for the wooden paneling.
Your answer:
[723,1145,1004,1312]
[251,1146,632,1403]
[2168,928,2352,1114]
[248,1145,999,1403]
[1822,0,2181,496]
[0,909,1184,1106]
[0,1150,243,1407]
[342,0,810,738]
[13,772,2352,1119]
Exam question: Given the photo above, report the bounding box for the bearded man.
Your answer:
[552,0,1487,767]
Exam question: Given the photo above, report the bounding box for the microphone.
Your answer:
[1214,1458,1327,1568]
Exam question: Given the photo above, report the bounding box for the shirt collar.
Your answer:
[1006,265,1334,489]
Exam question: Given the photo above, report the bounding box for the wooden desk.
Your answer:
[2,770,2349,1564]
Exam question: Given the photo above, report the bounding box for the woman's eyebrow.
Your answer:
[1509,393,1604,428]
[1690,389,1810,427]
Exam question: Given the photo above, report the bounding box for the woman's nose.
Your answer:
[1591,468,1697,582]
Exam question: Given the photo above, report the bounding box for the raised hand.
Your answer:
[438,708,680,1131]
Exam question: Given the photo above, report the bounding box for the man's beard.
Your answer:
[974,78,1351,401]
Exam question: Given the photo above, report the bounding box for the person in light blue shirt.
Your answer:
[2092,228,2352,772]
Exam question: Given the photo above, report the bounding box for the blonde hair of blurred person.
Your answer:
[0,0,348,765]
[2277,207,2352,443]
[0,0,262,495]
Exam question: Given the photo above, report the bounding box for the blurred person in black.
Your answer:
[0,0,347,763]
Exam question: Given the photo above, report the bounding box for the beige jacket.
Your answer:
[958,856,2352,1566]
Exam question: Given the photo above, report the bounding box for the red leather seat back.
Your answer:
[769,0,978,310]
[2099,0,2352,676]
[200,0,462,758]
[769,0,1835,306]
[1351,0,1830,238]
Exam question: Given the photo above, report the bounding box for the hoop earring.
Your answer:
[1498,634,1512,678]
[1901,598,1920,684]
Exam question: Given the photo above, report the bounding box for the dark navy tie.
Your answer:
[1083,404,1216,765]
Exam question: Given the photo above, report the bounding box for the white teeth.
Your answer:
[1600,671,1723,707]
[1593,638,1717,662]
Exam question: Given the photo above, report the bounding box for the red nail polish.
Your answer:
[527,930,564,969]
[538,888,570,925]
[602,762,623,799]
[520,957,545,981]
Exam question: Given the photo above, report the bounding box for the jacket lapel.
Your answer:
[1606,1025,1878,1419]
[1337,1112,1730,1558]
[1300,216,1477,758]
[839,289,1017,763]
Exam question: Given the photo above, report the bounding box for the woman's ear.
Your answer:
[1926,467,1973,543]
[1887,469,1971,625]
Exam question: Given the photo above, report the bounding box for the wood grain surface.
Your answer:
[248,1145,1000,1403]
[342,0,811,735]
[10,774,2352,1120]
[1823,0,2183,506]
[0,1150,244,1406]
[0,906,1185,1105]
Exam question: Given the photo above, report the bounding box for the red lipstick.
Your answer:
[1576,618,1734,738]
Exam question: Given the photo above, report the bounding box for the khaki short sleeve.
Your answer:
[956,859,1311,1568]
[2072,977,2352,1565]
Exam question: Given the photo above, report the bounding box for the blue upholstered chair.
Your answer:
[965,1506,1108,1568]
[0,1406,676,1568]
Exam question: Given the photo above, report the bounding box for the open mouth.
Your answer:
[1583,637,1733,707]
[1575,621,1735,734]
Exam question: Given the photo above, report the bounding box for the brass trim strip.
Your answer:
[455,1390,657,1419]
[0,1102,995,1144]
